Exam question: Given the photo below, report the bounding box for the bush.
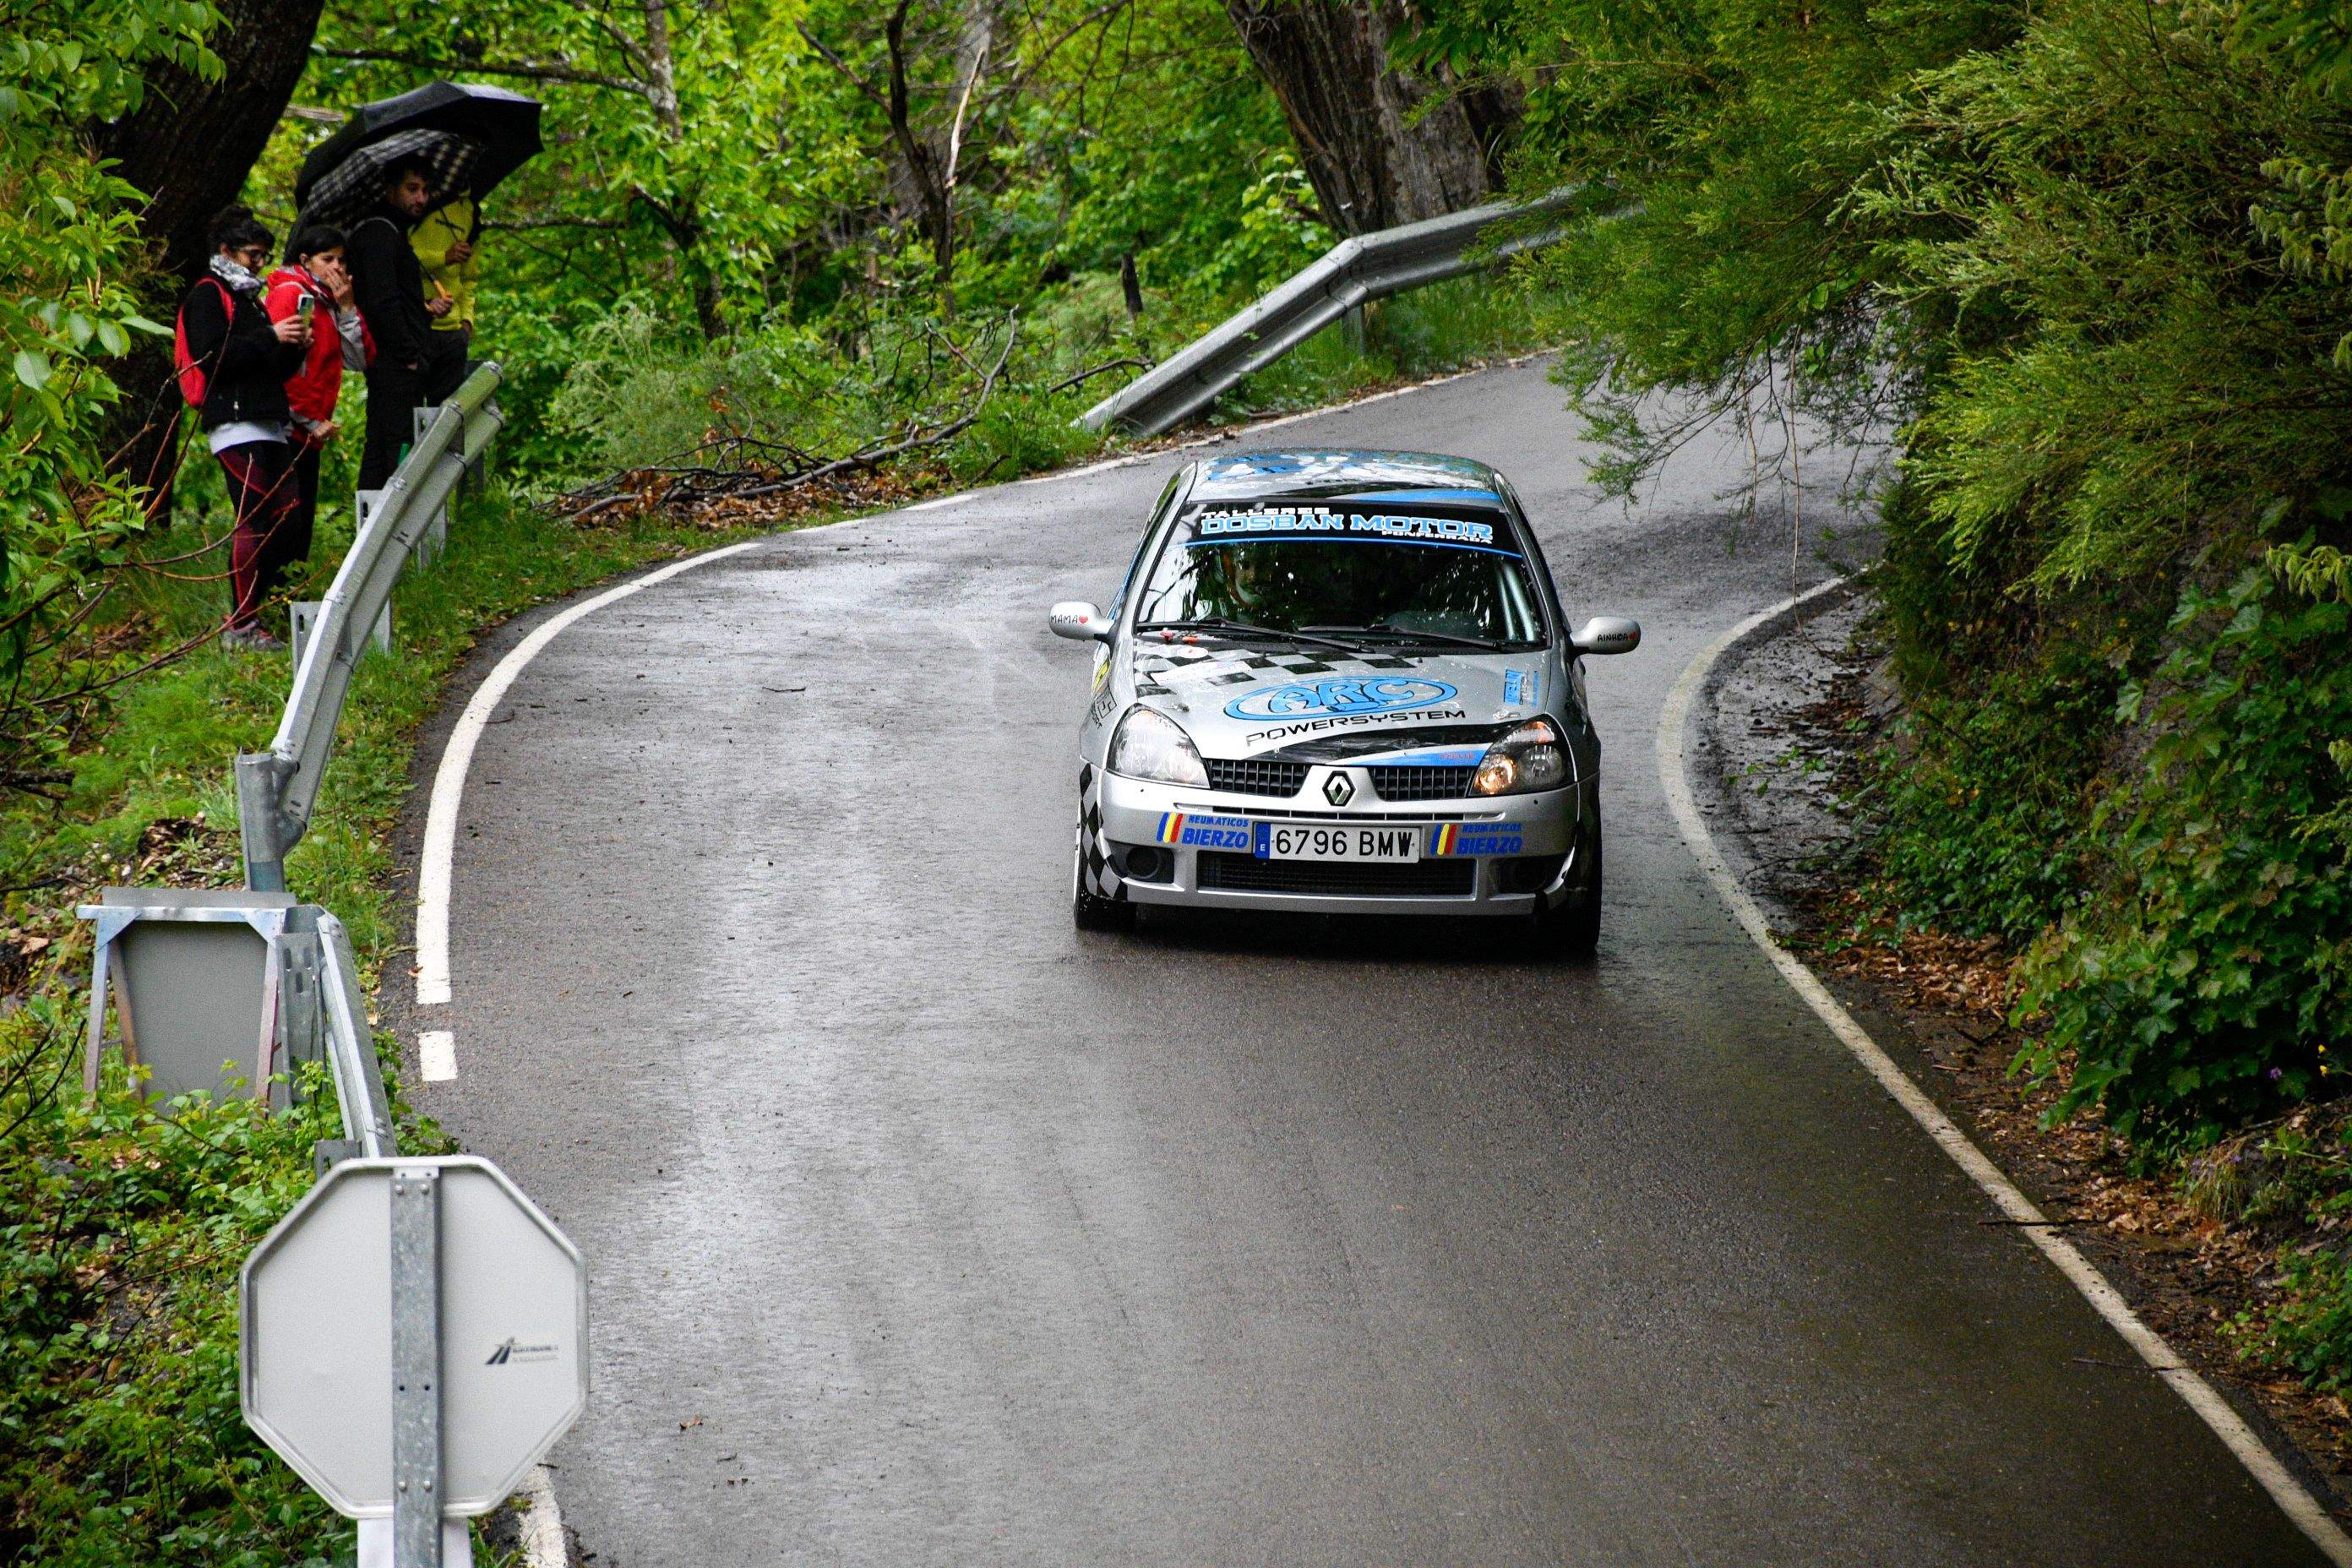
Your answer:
[1854,650,2115,947]
[2013,565,2352,1141]
[0,1004,347,1565]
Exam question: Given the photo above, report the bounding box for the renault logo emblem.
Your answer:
[1323,770,1355,807]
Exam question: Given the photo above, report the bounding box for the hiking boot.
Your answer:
[221,625,287,652]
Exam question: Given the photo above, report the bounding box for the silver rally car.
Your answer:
[1049,449,1639,951]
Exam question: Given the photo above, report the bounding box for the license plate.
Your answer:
[1254,822,1422,862]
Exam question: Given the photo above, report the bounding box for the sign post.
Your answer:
[242,1156,587,1567]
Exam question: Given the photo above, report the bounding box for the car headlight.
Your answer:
[1472,717,1569,796]
[1108,705,1209,787]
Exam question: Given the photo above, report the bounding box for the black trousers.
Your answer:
[360,337,472,489]
[358,363,424,490]
[427,327,471,401]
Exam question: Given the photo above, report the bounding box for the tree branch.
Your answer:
[795,23,890,112]
[313,46,645,95]
[482,214,628,231]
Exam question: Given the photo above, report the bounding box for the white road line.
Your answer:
[1658,579,2352,1565]
[418,1029,458,1082]
[517,1464,567,1568]
[415,540,767,1005]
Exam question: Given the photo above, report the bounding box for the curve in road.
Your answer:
[396,362,2336,1566]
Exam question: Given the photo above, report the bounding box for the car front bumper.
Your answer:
[1092,766,1587,917]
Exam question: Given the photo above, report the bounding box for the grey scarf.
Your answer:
[209,253,264,293]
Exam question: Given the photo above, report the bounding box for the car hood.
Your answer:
[1128,640,1554,760]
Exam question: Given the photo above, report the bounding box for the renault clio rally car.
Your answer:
[1049,449,1640,952]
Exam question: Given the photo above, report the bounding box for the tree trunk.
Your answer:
[637,0,725,340]
[1222,0,1507,236]
[96,0,328,511]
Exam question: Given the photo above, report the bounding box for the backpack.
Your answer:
[172,278,233,409]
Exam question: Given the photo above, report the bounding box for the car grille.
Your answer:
[1369,765,1477,801]
[1204,758,1309,798]
[1197,852,1477,898]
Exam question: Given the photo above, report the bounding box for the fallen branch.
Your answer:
[1038,355,1149,398]
[553,313,1021,522]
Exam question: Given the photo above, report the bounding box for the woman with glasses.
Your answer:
[179,205,309,650]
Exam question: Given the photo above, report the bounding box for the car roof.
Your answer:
[1187,449,1507,506]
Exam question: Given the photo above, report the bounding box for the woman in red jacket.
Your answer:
[265,225,370,590]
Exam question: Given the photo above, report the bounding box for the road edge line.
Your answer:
[1656,577,2352,1565]
[415,540,768,1004]
[517,1463,567,1567]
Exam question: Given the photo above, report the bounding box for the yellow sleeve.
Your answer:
[410,208,455,275]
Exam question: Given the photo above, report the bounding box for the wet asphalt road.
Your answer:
[406,362,2326,1565]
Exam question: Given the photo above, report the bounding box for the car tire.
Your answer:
[1529,819,1602,958]
[1073,830,1134,933]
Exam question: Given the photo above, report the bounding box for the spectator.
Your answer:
[179,205,307,651]
[346,160,460,488]
[411,193,479,373]
[266,226,371,594]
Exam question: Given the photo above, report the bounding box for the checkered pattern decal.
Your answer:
[1075,762,1122,899]
[1132,645,1418,698]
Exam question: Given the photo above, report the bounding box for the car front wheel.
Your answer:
[1528,819,1601,958]
[1073,828,1135,933]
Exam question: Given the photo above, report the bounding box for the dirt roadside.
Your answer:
[1691,582,2352,1524]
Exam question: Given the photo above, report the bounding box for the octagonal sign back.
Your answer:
[241,1155,587,1516]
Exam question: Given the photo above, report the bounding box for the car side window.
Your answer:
[1497,481,1565,640]
[1110,471,1185,619]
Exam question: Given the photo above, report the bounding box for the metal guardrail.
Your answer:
[312,906,395,1163]
[237,365,505,891]
[74,358,564,1568]
[1076,189,1580,438]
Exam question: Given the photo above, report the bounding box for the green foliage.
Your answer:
[1431,0,2352,1158]
[0,0,219,787]
[0,1003,346,1565]
[1859,3,2352,596]
[275,0,1325,482]
[2012,568,2352,1140]
[1854,651,2114,946]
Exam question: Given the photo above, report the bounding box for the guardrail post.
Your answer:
[289,600,389,676]
[411,409,451,564]
[237,751,299,893]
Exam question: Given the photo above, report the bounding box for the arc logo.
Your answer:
[1224,678,1456,721]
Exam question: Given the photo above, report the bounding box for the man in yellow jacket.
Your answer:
[410,193,478,399]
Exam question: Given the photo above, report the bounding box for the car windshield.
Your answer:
[1133,503,1545,646]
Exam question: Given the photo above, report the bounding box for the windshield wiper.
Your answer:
[1303,622,1509,651]
[1136,617,1370,656]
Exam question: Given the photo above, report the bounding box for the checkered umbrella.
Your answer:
[297,128,482,231]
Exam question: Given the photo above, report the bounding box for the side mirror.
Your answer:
[1571,615,1641,656]
[1048,601,1111,643]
